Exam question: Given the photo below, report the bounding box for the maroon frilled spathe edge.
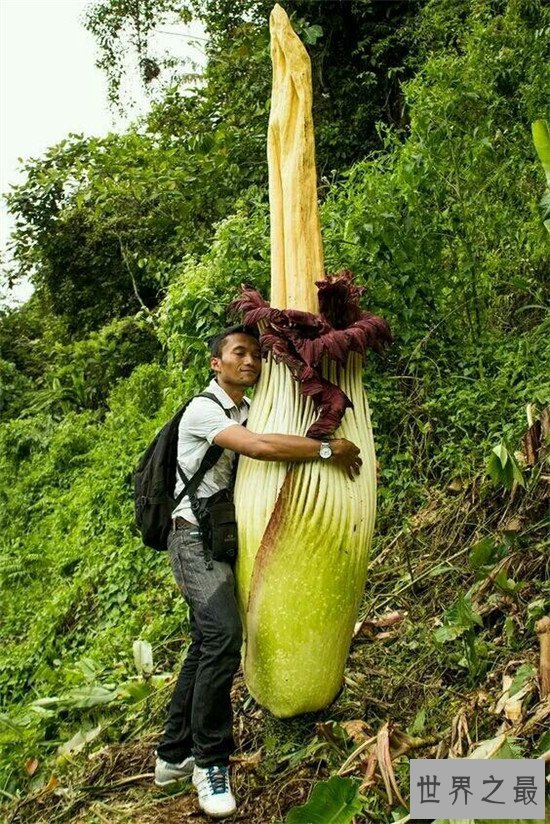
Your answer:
[230,270,392,439]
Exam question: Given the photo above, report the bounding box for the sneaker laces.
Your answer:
[206,766,229,795]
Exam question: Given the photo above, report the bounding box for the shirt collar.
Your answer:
[207,378,250,410]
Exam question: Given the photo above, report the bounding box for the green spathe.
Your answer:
[235,354,376,716]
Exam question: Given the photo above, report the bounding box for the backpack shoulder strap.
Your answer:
[197,391,231,414]
[173,391,233,505]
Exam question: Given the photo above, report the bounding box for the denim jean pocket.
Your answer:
[178,527,215,572]
[168,540,188,599]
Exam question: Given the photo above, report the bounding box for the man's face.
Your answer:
[211,333,262,388]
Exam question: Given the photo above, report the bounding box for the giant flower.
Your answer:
[233,5,391,717]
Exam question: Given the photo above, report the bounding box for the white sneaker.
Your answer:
[154,754,195,786]
[192,764,236,818]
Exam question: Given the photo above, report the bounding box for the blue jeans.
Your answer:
[157,526,242,768]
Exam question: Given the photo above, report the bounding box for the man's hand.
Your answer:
[330,438,362,480]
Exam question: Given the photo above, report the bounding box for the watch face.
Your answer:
[319,443,332,459]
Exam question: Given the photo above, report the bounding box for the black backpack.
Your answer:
[133,392,231,551]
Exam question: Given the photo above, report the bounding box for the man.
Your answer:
[155,325,361,818]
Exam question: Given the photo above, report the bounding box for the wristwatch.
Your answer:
[319,440,333,460]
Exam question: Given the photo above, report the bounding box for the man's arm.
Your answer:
[213,425,362,479]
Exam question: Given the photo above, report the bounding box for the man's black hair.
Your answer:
[209,325,260,358]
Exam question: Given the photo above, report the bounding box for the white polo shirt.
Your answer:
[172,378,250,525]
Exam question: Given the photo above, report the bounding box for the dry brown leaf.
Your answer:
[337,734,378,775]
[359,748,378,792]
[340,720,372,745]
[467,733,508,759]
[353,620,375,639]
[536,616,550,700]
[376,722,407,807]
[494,674,534,722]
[504,695,526,723]
[388,728,429,758]
[231,749,262,770]
[25,757,39,776]
[519,696,550,734]
[524,419,542,466]
[371,611,406,628]
[494,675,514,714]
[474,689,492,707]
[408,498,442,529]
[505,683,533,722]
[448,478,464,492]
[43,774,60,793]
[376,723,393,802]
[354,610,406,638]
[503,516,523,532]
[449,708,472,757]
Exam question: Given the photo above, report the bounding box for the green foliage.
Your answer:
[435,595,483,644]
[86,0,427,170]
[531,118,550,231]
[0,361,194,793]
[6,1,429,334]
[284,776,363,823]
[0,359,34,419]
[434,595,488,682]
[508,662,536,697]
[0,296,68,379]
[27,316,162,418]
[84,0,191,108]
[4,129,230,331]
[322,0,549,344]
[1,0,549,805]
[536,730,550,755]
[1,312,161,422]
[158,188,270,375]
[486,440,525,490]
[469,536,508,575]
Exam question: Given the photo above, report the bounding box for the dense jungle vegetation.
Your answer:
[1,0,548,821]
